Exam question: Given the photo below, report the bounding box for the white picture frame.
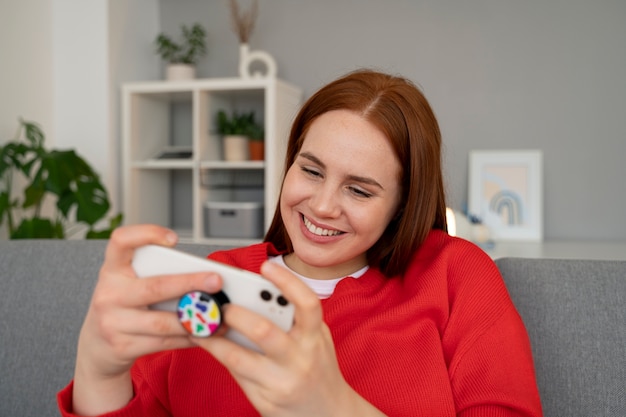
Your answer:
[468,150,543,241]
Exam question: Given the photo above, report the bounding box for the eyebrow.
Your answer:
[298,151,385,190]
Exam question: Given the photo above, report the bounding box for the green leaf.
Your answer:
[85,229,110,239]
[0,191,9,223]
[216,110,262,136]
[1,118,120,239]
[22,176,46,209]
[20,157,37,178]
[56,183,109,224]
[42,150,92,196]
[21,120,45,148]
[73,178,110,225]
[0,142,30,178]
[156,23,206,64]
[85,212,123,239]
[11,217,64,239]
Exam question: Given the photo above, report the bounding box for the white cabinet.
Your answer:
[122,77,303,244]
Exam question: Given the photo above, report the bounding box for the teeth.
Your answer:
[303,216,341,236]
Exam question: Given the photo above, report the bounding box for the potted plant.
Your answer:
[155,23,207,80]
[0,119,122,239]
[216,110,264,161]
[246,123,264,161]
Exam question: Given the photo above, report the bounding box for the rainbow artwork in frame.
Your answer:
[468,150,543,241]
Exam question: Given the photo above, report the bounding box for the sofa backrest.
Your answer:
[496,257,625,417]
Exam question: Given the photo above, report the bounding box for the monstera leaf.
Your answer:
[0,119,122,239]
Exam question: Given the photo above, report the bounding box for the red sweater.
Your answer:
[58,231,542,416]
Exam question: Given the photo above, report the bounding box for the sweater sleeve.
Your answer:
[451,305,542,417]
[56,367,172,417]
[440,238,543,417]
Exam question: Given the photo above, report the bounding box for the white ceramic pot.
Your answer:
[166,64,196,81]
[223,135,249,161]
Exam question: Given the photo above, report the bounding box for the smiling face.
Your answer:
[280,109,402,279]
[265,70,446,277]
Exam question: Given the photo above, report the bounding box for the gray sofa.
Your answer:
[0,240,624,416]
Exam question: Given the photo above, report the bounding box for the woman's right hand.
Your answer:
[72,224,223,416]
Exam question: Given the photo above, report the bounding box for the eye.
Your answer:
[301,166,322,178]
[276,295,289,306]
[348,186,373,198]
[260,290,272,301]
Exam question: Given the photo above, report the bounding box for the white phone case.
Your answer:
[132,244,295,351]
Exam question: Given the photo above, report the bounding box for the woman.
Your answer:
[59,70,543,416]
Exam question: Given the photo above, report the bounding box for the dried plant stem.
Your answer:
[229,0,258,43]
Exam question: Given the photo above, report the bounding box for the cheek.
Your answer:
[279,167,302,212]
[360,200,401,237]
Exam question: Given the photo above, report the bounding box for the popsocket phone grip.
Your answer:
[177,291,230,337]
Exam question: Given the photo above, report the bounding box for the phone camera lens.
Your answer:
[276,295,289,306]
[260,290,272,301]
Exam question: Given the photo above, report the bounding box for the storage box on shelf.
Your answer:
[122,77,303,244]
[204,201,264,239]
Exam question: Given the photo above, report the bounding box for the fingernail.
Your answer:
[165,232,178,245]
[260,260,275,275]
[203,273,220,289]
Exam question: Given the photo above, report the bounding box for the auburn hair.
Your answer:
[264,69,447,276]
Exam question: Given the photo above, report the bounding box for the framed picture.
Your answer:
[468,150,543,241]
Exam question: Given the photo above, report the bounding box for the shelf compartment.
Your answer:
[122,77,303,244]
[126,91,193,162]
[124,168,193,231]
[198,88,265,162]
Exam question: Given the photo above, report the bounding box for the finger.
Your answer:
[222,303,292,358]
[192,327,268,381]
[92,306,213,359]
[80,307,197,368]
[260,261,323,332]
[120,271,224,308]
[192,321,299,410]
[113,333,197,359]
[104,224,178,268]
[107,308,189,338]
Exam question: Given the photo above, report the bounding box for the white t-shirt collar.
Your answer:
[268,255,369,299]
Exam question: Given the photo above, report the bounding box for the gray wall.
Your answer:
[160,0,626,241]
[1,2,623,241]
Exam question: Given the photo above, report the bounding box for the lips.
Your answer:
[302,215,344,237]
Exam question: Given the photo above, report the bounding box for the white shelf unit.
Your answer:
[122,77,303,244]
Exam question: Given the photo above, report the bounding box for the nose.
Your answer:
[309,183,341,218]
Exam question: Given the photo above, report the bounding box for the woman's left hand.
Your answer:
[192,261,386,417]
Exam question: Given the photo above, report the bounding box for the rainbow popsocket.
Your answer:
[177,291,223,337]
